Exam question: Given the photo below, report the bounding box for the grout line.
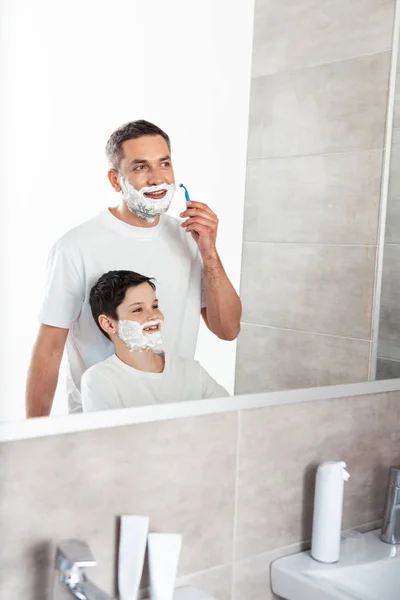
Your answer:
[369,0,400,380]
[382,242,400,246]
[242,241,378,247]
[230,411,241,600]
[176,561,233,581]
[246,147,384,162]
[377,356,400,363]
[240,321,372,343]
[251,48,391,80]
[232,521,382,567]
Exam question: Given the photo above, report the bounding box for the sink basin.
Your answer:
[271,530,400,600]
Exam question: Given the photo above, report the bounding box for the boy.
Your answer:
[81,270,229,411]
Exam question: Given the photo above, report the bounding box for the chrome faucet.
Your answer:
[381,466,400,544]
[53,539,115,599]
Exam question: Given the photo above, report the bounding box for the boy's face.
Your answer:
[99,283,164,339]
[116,283,164,328]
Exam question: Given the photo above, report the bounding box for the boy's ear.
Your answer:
[98,314,117,336]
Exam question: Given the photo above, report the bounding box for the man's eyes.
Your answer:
[132,163,170,171]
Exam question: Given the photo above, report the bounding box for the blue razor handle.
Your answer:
[179,183,191,202]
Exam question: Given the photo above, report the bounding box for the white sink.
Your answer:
[271,530,400,600]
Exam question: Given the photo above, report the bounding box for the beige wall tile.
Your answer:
[0,413,237,599]
[388,391,400,464]
[235,325,370,395]
[378,244,400,360]
[240,243,376,339]
[386,128,400,243]
[376,357,400,380]
[233,552,276,600]
[243,151,382,244]
[233,543,305,600]
[248,53,390,159]
[251,0,394,77]
[234,394,392,559]
[176,565,232,600]
[394,71,400,128]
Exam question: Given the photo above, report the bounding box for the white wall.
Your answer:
[0,0,255,421]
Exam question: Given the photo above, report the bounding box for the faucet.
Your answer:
[53,539,115,599]
[381,466,400,544]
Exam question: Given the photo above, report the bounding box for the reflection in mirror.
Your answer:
[375,38,400,380]
[235,0,400,395]
[1,0,400,425]
[25,122,241,418]
[0,0,253,422]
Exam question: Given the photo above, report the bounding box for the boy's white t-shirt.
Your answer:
[39,210,205,413]
[81,353,229,411]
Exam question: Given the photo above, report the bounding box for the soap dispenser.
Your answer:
[311,461,350,563]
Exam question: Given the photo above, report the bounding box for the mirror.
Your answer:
[1,0,399,423]
[234,0,400,395]
[0,0,253,421]
[375,49,400,380]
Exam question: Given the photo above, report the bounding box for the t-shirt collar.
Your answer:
[100,208,164,240]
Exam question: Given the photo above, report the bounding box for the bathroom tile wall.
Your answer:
[377,58,400,379]
[1,389,399,599]
[236,0,396,393]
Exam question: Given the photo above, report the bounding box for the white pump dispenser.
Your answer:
[311,461,350,563]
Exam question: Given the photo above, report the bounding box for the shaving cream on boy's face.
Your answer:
[118,319,164,352]
[119,177,176,223]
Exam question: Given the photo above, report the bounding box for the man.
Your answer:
[26,120,241,417]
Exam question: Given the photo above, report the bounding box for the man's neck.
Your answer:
[115,343,165,373]
[109,203,160,228]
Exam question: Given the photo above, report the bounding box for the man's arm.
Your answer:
[201,249,241,340]
[26,324,69,418]
[180,201,242,341]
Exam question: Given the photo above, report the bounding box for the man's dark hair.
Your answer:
[105,120,171,170]
[89,270,156,341]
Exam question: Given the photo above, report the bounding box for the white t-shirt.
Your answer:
[81,353,229,411]
[39,210,204,413]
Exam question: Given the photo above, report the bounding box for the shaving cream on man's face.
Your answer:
[119,177,176,223]
[118,319,164,352]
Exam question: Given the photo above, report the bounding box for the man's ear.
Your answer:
[107,169,122,192]
[98,314,117,336]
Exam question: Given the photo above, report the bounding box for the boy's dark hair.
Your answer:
[90,270,156,341]
[105,119,171,170]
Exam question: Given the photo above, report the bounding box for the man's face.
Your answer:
[117,135,175,200]
[115,283,164,332]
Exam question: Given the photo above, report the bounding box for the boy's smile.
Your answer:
[116,282,164,328]
[142,322,161,333]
